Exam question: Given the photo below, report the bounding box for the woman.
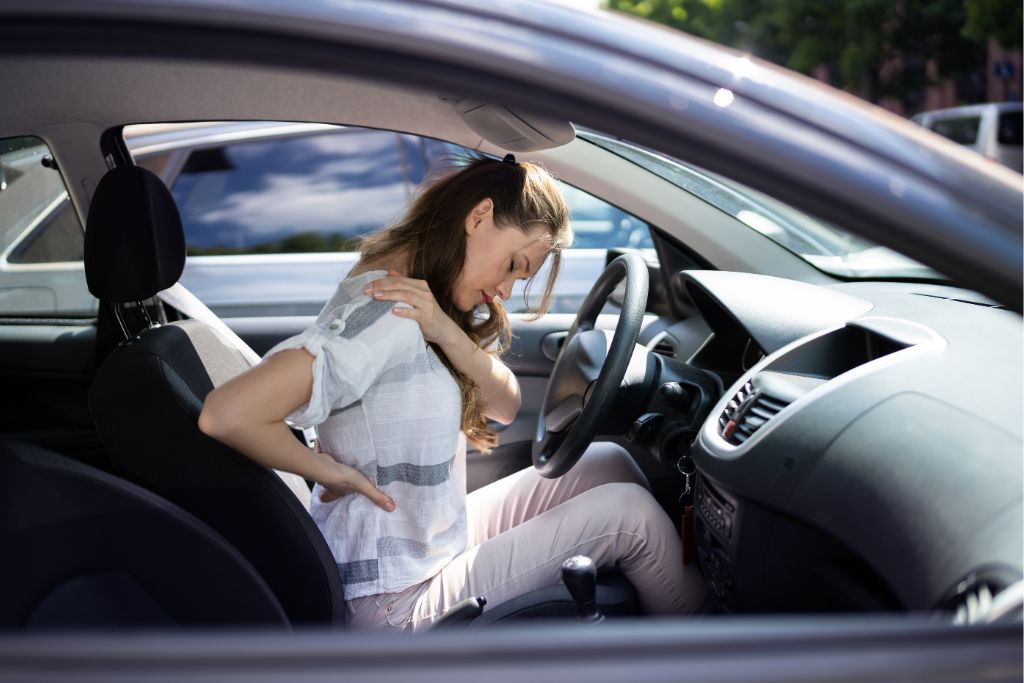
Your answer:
[199,154,706,631]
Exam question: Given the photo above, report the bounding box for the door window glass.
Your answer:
[170,129,409,256]
[0,136,95,317]
[997,112,1022,145]
[929,117,981,145]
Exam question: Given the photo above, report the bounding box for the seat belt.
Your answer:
[157,283,262,366]
[157,283,315,510]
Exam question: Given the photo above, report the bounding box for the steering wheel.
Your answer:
[533,253,648,478]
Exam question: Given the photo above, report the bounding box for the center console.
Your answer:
[691,318,939,613]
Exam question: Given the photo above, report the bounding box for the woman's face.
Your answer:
[453,198,553,313]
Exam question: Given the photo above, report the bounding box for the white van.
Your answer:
[912,102,1023,173]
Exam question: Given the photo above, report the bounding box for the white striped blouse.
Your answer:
[265,269,467,601]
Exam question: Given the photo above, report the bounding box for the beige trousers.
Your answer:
[345,442,708,631]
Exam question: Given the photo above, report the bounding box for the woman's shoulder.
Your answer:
[338,267,388,296]
[317,269,386,313]
[316,269,421,345]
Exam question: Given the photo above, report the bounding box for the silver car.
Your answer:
[0,122,653,318]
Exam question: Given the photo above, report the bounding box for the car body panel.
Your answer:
[0,0,1020,680]
[0,0,1020,306]
[0,618,1019,683]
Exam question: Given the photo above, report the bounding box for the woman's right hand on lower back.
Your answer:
[314,442,395,511]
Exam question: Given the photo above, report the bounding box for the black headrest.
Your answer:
[85,165,185,302]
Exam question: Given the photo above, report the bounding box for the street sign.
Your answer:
[994,62,1015,79]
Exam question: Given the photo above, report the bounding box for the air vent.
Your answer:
[718,379,791,445]
[649,333,676,358]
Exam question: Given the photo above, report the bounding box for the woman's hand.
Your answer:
[314,441,395,511]
[363,271,458,346]
[362,271,521,424]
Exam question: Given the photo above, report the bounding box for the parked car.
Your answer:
[124,121,657,316]
[0,0,1020,681]
[912,102,1023,172]
[2,116,937,319]
[0,121,653,318]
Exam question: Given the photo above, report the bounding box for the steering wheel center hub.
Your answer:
[532,254,649,478]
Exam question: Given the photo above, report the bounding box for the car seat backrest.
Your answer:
[0,440,288,629]
[83,165,347,625]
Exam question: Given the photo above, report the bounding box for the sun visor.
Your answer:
[454,99,575,152]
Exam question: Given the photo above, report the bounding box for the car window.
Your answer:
[583,130,941,281]
[169,129,409,256]
[0,136,96,317]
[127,124,651,317]
[559,184,652,250]
[928,116,981,145]
[997,112,1022,146]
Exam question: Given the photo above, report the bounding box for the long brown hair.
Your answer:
[358,154,572,452]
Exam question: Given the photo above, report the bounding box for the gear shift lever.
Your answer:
[560,555,603,623]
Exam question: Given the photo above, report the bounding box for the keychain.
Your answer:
[677,454,697,499]
[677,454,698,565]
[679,454,696,497]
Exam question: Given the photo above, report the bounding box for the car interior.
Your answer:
[1,47,1021,634]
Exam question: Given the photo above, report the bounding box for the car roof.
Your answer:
[0,0,1020,308]
[914,102,1024,120]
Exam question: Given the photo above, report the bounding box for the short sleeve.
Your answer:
[263,296,423,429]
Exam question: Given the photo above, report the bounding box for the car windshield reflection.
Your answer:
[581,130,945,281]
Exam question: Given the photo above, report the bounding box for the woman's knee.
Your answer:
[583,481,668,531]
[578,442,650,491]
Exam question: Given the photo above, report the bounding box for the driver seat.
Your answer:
[84,164,638,627]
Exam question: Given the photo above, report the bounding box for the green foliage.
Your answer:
[610,0,719,36]
[963,0,1023,48]
[608,0,1005,106]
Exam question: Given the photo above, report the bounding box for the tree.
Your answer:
[963,0,1023,48]
[607,0,1001,107]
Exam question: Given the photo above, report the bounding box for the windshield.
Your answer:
[581,131,944,281]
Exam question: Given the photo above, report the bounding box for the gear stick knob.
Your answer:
[560,555,603,623]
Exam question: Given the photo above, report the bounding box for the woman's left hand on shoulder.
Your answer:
[364,271,455,345]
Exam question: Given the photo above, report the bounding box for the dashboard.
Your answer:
[658,271,1023,619]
